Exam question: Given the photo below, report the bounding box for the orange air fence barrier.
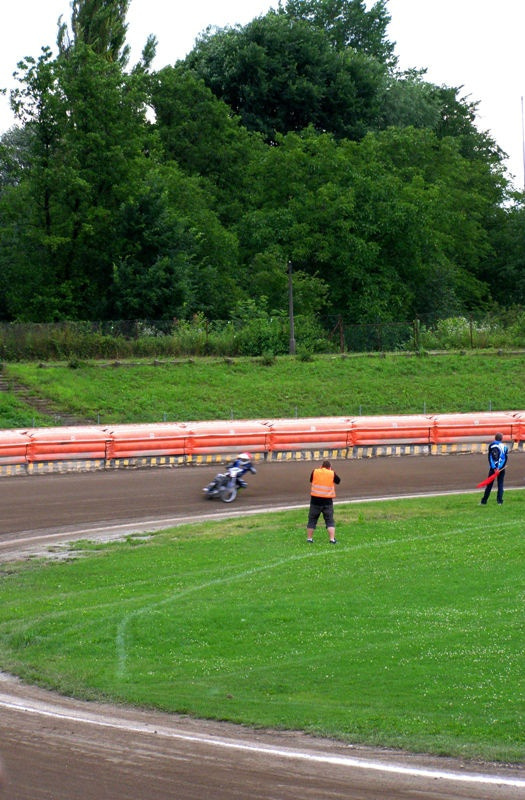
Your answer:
[185,420,269,456]
[26,426,109,462]
[350,415,433,446]
[104,424,187,459]
[0,429,31,464]
[0,412,524,467]
[511,411,525,442]
[263,418,352,451]
[431,412,519,444]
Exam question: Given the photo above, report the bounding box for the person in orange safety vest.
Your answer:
[306,459,341,544]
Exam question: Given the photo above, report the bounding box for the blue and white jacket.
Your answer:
[487,440,509,471]
[227,456,256,476]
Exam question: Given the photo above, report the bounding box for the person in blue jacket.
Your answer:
[480,432,509,505]
[227,452,256,488]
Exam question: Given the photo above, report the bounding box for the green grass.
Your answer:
[0,392,50,428]
[3,351,525,425]
[0,492,523,763]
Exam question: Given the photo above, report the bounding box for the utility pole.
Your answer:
[522,96,525,192]
[288,260,296,355]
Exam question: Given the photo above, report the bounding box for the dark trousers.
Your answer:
[482,468,505,504]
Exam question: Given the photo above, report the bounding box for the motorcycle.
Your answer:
[203,459,256,503]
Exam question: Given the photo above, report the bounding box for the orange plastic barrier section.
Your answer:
[0,412,523,466]
[263,418,352,451]
[104,423,187,459]
[27,426,109,462]
[0,429,31,464]
[185,420,270,455]
[431,412,519,444]
[511,411,525,442]
[350,415,433,446]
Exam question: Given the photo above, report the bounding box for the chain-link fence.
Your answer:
[325,312,525,353]
[327,318,418,353]
[0,311,523,360]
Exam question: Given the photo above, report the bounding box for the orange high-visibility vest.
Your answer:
[311,467,336,498]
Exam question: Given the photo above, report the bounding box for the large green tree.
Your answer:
[479,198,525,306]
[0,0,159,320]
[113,164,242,320]
[58,0,132,64]
[185,11,386,141]
[150,66,265,225]
[1,41,154,320]
[282,0,395,63]
[235,124,503,321]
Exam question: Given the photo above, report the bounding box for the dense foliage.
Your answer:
[0,0,523,328]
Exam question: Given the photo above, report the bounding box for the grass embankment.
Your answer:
[2,351,524,426]
[0,493,523,763]
[0,391,50,429]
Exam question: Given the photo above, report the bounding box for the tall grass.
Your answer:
[0,311,524,361]
[0,315,329,361]
[0,493,523,762]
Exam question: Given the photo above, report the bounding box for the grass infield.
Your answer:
[0,492,523,763]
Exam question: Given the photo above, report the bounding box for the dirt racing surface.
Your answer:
[0,453,524,799]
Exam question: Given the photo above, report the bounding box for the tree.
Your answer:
[113,165,242,320]
[282,0,395,64]
[480,198,525,306]
[185,12,385,141]
[0,48,71,319]
[57,0,157,71]
[376,69,442,130]
[0,125,35,189]
[58,0,130,64]
[0,1,156,320]
[235,124,504,322]
[432,84,505,172]
[150,66,264,224]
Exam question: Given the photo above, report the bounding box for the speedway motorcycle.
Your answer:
[203,456,256,503]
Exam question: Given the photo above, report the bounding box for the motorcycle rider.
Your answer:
[226,452,256,488]
[203,452,257,498]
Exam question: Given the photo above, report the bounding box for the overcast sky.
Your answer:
[1,0,524,190]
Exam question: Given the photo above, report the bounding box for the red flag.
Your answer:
[476,469,500,489]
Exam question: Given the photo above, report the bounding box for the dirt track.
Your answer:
[0,454,524,799]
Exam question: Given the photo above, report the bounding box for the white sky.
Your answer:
[1,0,524,190]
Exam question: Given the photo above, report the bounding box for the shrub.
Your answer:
[259,350,276,366]
[418,315,524,350]
[296,347,314,362]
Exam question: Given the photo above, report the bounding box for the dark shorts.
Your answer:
[307,499,335,529]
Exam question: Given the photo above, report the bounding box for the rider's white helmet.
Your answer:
[239,452,252,460]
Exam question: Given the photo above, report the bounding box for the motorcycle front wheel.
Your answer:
[219,485,238,503]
